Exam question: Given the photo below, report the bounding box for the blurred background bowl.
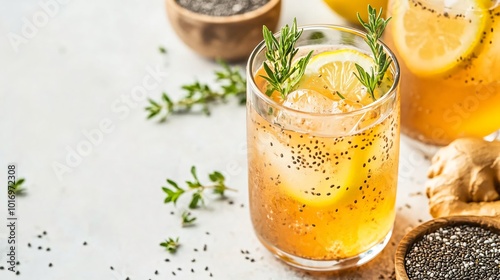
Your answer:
[166,0,281,62]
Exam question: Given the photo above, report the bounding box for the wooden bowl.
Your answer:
[395,215,500,280]
[165,0,281,62]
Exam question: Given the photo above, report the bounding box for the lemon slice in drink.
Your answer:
[391,0,487,76]
[298,49,381,105]
[269,122,388,208]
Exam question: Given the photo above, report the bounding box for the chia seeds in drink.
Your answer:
[176,0,270,17]
[405,224,500,279]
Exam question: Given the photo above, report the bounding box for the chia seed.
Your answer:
[176,0,270,17]
[405,224,500,279]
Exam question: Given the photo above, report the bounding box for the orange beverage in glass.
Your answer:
[386,0,500,145]
[246,25,400,271]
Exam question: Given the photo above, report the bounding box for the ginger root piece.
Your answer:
[426,138,500,218]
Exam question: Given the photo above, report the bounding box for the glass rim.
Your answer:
[246,24,400,118]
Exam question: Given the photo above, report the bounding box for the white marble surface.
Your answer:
[0,0,432,279]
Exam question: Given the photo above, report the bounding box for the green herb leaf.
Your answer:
[181,211,197,227]
[354,5,392,100]
[208,171,226,196]
[189,191,203,209]
[9,178,26,196]
[208,171,224,183]
[335,91,346,100]
[160,237,180,253]
[162,179,185,205]
[190,166,199,182]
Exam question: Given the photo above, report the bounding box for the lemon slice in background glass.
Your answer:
[392,0,487,76]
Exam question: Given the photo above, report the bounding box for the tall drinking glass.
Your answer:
[246,25,401,271]
[386,0,500,145]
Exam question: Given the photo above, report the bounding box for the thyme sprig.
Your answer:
[146,61,246,122]
[160,237,180,253]
[354,5,392,101]
[261,19,312,99]
[161,166,236,209]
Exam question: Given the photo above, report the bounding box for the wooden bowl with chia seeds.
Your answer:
[165,0,281,61]
[395,215,500,280]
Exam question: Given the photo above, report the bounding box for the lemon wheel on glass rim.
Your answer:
[297,49,392,105]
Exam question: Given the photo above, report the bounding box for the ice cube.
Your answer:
[283,89,337,113]
[282,89,362,114]
[276,89,366,135]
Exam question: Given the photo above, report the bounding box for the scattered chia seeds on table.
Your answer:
[176,0,270,17]
[405,224,500,279]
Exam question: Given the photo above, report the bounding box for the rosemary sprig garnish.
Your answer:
[181,211,196,227]
[354,5,392,101]
[146,61,246,122]
[160,237,180,253]
[161,166,236,209]
[261,19,312,99]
